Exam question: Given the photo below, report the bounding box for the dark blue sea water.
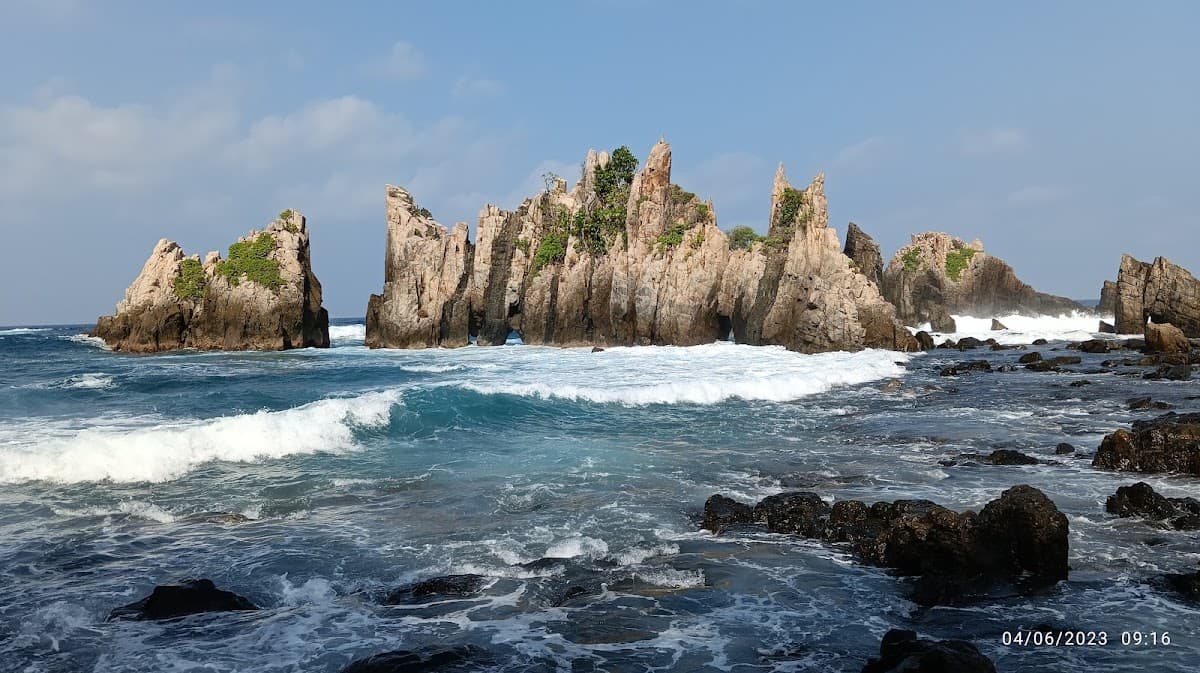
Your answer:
[1,317,1197,672]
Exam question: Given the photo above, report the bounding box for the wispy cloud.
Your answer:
[452,76,505,98]
[959,127,1029,157]
[1007,185,1066,205]
[368,40,428,80]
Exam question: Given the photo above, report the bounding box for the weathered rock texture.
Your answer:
[366,141,917,354]
[882,232,1085,332]
[843,222,884,287]
[93,213,329,352]
[1114,254,1200,336]
[1094,413,1200,475]
[703,484,1068,605]
[1099,279,1118,315]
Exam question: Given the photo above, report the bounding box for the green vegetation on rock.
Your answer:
[945,247,978,281]
[278,209,298,232]
[728,225,764,250]
[567,145,639,257]
[695,203,709,219]
[172,258,207,301]
[902,248,921,272]
[216,232,284,290]
[774,187,806,234]
[532,230,567,272]
[669,183,696,205]
[655,222,689,253]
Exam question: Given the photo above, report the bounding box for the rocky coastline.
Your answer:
[92,211,329,352]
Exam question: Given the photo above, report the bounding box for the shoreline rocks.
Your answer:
[1106,482,1200,530]
[702,485,1068,605]
[1093,413,1200,475]
[862,629,996,673]
[92,212,329,352]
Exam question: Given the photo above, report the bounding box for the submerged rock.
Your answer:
[108,579,257,621]
[382,574,488,604]
[861,629,996,673]
[1094,412,1200,475]
[93,212,329,352]
[986,449,1040,465]
[1128,397,1174,411]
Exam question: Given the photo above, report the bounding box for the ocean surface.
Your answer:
[1,315,1197,672]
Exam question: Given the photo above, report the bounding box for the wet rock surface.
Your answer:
[861,628,996,673]
[108,579,257,621]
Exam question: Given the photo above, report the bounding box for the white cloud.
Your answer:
[452,76,506,98]
[959,127,1029,157]
[833,136,894,167]
[369,40,428,80]
[1007,185,1066,205]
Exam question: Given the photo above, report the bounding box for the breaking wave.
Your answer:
[453,343,910,406]
[912,311,1121,345]
[0,390,401,484]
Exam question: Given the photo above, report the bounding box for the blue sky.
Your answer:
[2,1,1197,324]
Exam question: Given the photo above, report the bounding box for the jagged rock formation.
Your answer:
[882,232,1086,332]
[365,141,917,354]
[93,212,329,352]
[1113,254,1200,336]
[1094,412,1200,475]
[1099,279,1118,315]
[365,186,472,348]
[843,222,884,287]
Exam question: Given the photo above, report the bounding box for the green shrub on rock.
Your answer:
[173,258,207,301]
[216,233,284,290]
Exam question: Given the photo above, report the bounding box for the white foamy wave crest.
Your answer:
[329,323,366,344]
[0,327,49,335]
[612,543,680,566]
[544,535,609,559]
[633,567,706,589]
[63,334,109,349]
[54,500,178,523]
[399,364,463,374]
[453,343,910,406]
[0,390,401,484]
[911,311,1124,346]
[60,373,116,390]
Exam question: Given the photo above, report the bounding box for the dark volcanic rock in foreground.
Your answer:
[861,629,996,673]
[1114,254,1200,336]
[93,211,329,352]
[703,485,1067,605]
[366,140,917,354]
[1093,413,1200,475]
[108,579,257,621]
[881,232,1086,332]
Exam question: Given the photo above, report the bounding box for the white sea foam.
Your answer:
[329,323,366,344]
[612,543,680,566]
[61,373,116,390]
[54,500,178,523]
[911,311,1127,345]
[63,334,109,349]
[0,327,49,335]
[544,535,609,559]
[399,364,463,374]
[633,567,706,589]
[0,389,401,484]
[452,342,911,406]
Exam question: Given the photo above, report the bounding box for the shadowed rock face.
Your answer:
[365,141,917,354]
[1094,412,1200,475]
[92,213,329,352]
[843,222,884,287]
[882,232,1085,332]
[862,629,996,673]
[1114,254,1200,336]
